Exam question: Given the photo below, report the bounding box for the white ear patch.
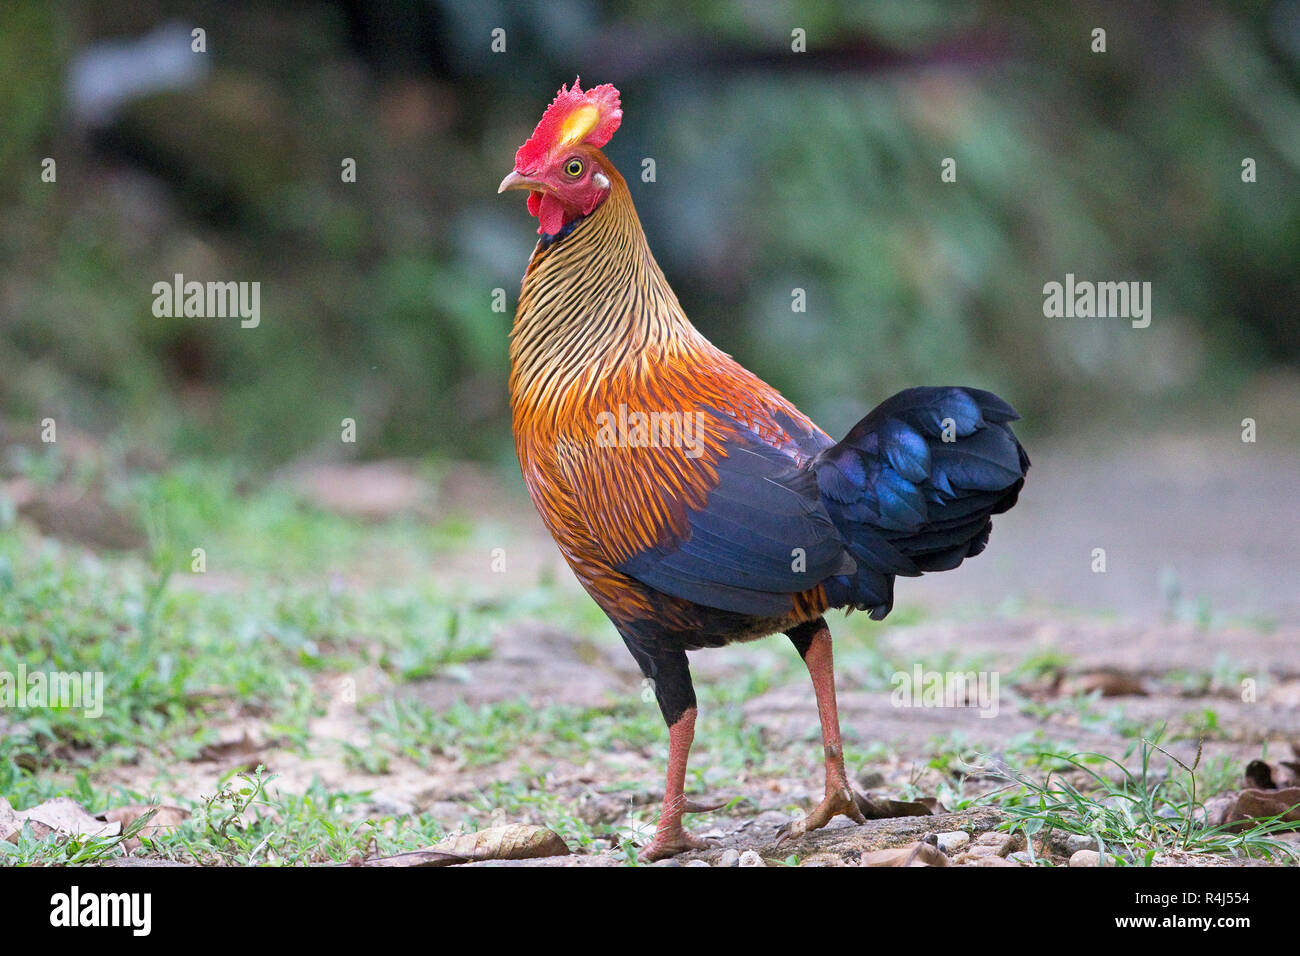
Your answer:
[593,171,610,190]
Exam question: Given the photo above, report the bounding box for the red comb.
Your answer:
[514,78,622,172]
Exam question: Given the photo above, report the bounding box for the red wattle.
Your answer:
[536,192,567,236]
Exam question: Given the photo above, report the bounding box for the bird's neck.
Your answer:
[508,169,707,420]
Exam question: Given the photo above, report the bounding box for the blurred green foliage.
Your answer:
[0,0,1296,464]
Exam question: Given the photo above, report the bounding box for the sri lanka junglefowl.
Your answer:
[500,80,1029,862]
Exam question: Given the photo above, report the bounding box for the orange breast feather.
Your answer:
[513,344,832,629]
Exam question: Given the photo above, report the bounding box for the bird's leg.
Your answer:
[638,707,716,861]
[627,642,720,862]
[777,618,866,844]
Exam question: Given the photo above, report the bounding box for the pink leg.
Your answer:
[777,624,866,843]
[638,707,718,861]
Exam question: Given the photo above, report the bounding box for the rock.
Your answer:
[997,832,1026,857]
[1067,834,1099,854]
[964,830,1024,858]
[861,843,949,867]
[935,830,970,852]
[685,859,711,867]
[717,848,741,867]
[1006,851,1035,865]
[651,858,682,867]
[801,852,846,867]
[1070,849,1101,867]
[738,850,764,867]
[685,806,1008,867]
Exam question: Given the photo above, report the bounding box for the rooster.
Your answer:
[499,80,1029,861]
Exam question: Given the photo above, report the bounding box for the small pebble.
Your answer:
[970,830,1023,857]
[935,831,970,852]
[1069,849,1101,867]
[1067,834,1099,854]
[1006,851,1034,866]
[738,850,764,867]
[717,848,741,867]
[685,859,710,867]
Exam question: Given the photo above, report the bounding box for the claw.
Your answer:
[773,786,866,847]
[773,818,807,847]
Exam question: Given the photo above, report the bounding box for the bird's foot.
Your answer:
[638,826,716,862]
[637,796,724,862]
[774,784,867,846]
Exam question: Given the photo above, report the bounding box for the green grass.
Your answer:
[0,535,516,776]
[346,696,668,772]
[985,736,1300,865]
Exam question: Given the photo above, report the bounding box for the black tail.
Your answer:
[815,386,1029,619]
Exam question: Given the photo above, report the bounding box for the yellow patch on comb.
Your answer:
[557,104,600,147]
[515,80,622,171]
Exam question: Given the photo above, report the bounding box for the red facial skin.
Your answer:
[517,145,612,235]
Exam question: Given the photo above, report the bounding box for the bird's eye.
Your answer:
[564,159,584,177]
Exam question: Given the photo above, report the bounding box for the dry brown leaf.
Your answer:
[855,794,944,819]
[860,842,949,867]
[0,797,30,843]
[98,805,190,853]
[1061,670,1146,697]
[356,825,569,867]
[431,824,570,862]
[355,849,468,867]
[1206,788,1300,829]
[22,798,121,839]
[198,728,264,763]
[1231,788,1300,824]
[1244,754,1300,791]
[2,797,120,843]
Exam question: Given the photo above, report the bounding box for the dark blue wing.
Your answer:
[617,425,855,617]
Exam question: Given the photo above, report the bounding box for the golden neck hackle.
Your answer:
[508,159,710,428]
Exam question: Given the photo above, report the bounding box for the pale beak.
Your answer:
[498,170,544,194]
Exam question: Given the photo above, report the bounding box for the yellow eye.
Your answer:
[564,158,584,177]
